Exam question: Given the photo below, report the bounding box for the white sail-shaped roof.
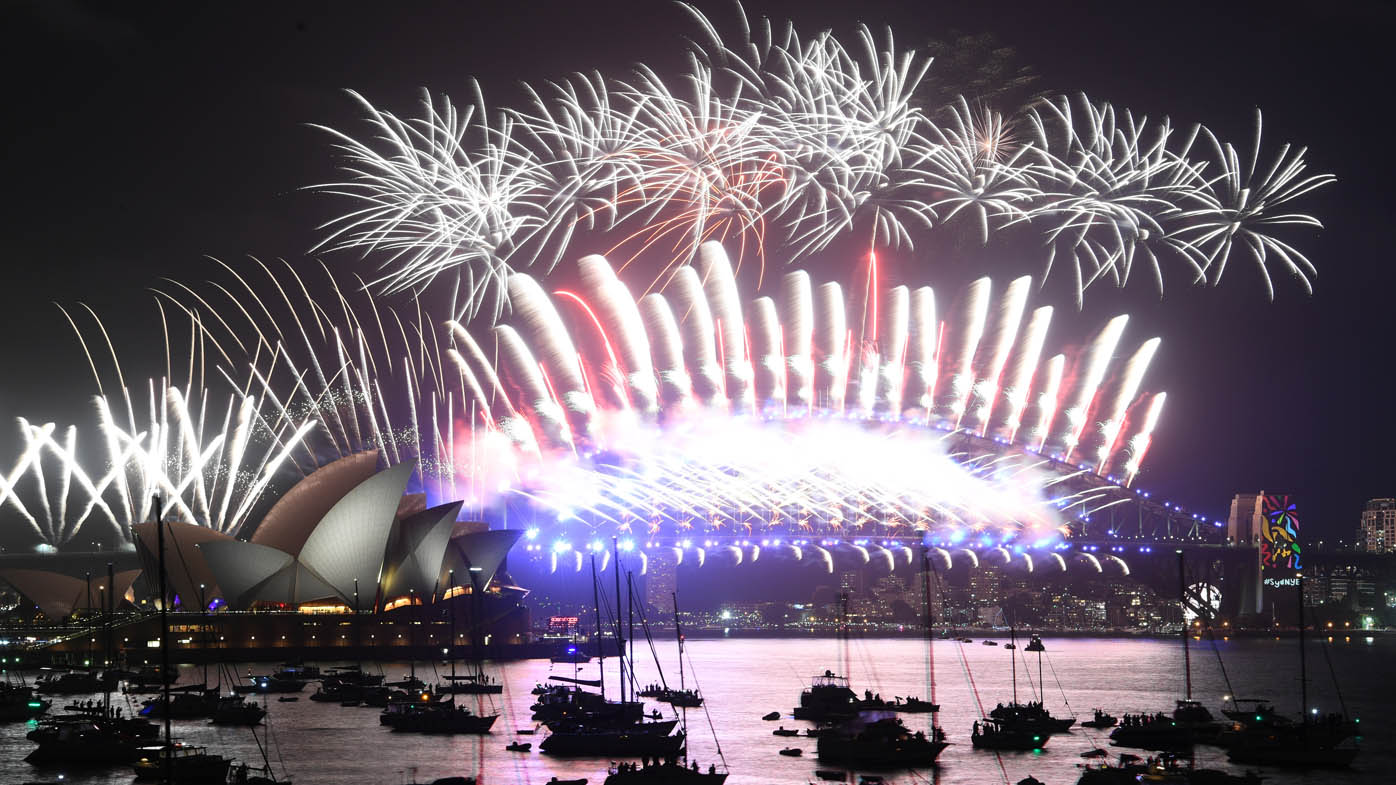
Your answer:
[381,501,462,600]
[442,528,523,591]
[297,461,415,603]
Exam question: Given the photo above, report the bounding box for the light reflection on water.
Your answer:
[1,636,1390,785]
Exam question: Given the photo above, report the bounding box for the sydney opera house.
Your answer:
[0,452,531,658]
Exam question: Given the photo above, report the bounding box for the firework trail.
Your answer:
[311,4,1332,321]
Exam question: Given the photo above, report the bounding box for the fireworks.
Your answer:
[313,4,1332,319]
[9,4,1326,552]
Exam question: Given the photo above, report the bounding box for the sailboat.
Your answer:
[1111,551,1218,751]
[132,496,232,783]
[383,571,498,734]
[540,547,683,758]
[602,590,727,784]
[437,570,504,694]
[818,547,949,768]
[26,562,156,765]
[986,628,1074,733]
[1225,570,1359,767]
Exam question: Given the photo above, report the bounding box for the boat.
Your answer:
[505,741,532,752]
[970,718,1049,751]
[1082,708,1119,728]
[544,779,587,785]
[277,697,298,703]
[209,695,266,726]
[793,670,858,722]
[888,696,938,713]
[0,682,51,721]
[35,670,103,695]
[816,545,948,771]
[25,717,143,764]
[815,771,845,782]
[983,640,998,646]
[603,761,726,784]
[25,559,153,765]
[817,717,948,768]
[1125,752,1265,785]
[761,711,780,721]
[773,727,800,736]
[1114,554,1220,751]
[656,687,704,707]
[128,505,233,782]
[779,747,802,757]
[989,700,1076,732]
[550,644,592,664]
[1004,643,1016,650]
[233,676,305,695]
[139,685,218,719]
[541,726,686,757]
[1223,572,1359,767]
[600,583,729,784]
[438,673,504,694]
[1110,712,1195,750]
[229,761,293,785]
[986,633,1075,733]
[382,702,499,734]
[132,743,231,783]
[1081,748,1109,758]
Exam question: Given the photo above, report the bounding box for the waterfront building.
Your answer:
[1360,498,1396,553]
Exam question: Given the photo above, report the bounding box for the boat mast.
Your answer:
[353,577,361,678]
[612,538,626,705]
[409,588,417,683]
[674,590,687,766]
[1177,549,1192,700]
[155,494,172,782]
[627,570,635,701]
[104,560,114,714]
[447,570,456,685]
[1010,624,1018,704]
[591,554,604,701]
[1297,570,1308,720]
[921,545,938,723]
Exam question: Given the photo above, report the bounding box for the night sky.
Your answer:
[1,0,1391,542]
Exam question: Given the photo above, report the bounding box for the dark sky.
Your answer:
[0,0,1391,542]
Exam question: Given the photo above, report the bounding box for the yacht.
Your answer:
[970,718,1050,751]
[816,717,948,768]
[132,743,232,783]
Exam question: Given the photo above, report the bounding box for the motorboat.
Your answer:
[132,743,231,782]
[209,695,266,726]
[970,718,1049,751]
[603,761,725,784]
[792,670,858,722]
[0,683,50,721]
[817,717,948,768]
[778,747,802,756]
[1082,708,1119,728]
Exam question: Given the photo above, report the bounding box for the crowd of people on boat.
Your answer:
[613,758,719,774]
[1120,712,1172,727]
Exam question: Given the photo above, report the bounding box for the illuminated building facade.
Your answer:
[1360,498,1396,553]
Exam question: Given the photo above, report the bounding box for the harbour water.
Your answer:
[2,636,1389,784]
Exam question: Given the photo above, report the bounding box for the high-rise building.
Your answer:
[1228,492,1266,546]
[644,549,679,615]
[968,565,1002,610]
[1360,498,1396,553]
